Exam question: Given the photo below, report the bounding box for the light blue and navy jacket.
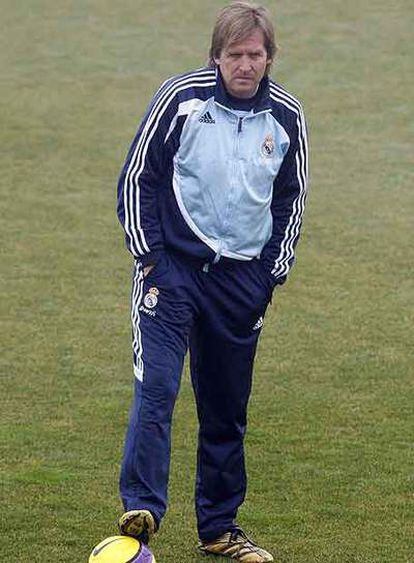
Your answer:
[117,67,309,286]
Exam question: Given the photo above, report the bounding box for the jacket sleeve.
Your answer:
[260,104,309,286]
[117,81,179,264]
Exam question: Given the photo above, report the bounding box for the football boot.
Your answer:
[118,509,157,544]
[198,527,274,562]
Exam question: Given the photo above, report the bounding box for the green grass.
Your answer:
[1,0,413,561]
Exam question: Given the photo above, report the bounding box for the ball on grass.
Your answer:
[89,535,156,563]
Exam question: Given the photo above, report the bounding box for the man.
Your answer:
[116,2,308,562]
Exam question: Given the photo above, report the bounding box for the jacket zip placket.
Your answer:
[221,116,243,242]
[210,104,272,261]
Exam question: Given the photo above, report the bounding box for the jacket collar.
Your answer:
[214,67,272,113]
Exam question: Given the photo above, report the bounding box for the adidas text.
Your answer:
[139,305,156,317]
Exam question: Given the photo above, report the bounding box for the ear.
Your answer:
[213,57,221,66]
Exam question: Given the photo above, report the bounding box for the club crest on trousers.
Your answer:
[144,287,159,309]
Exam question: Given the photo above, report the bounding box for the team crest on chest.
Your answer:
[261,134,275,157]
[143,287,159,309]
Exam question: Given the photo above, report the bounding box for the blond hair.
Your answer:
[208,2,277,73]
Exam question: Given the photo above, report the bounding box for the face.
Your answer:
[214,28,271,99]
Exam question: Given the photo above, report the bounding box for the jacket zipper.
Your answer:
[223,117,243,238]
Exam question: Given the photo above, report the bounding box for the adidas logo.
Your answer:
[199,111,215,124]
[252,316,264,331]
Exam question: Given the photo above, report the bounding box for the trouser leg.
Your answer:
[120,254,194,525]
[191,261,272,541]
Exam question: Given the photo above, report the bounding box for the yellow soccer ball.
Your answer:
[89,535,156,563]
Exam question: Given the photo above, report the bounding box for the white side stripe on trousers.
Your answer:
[131,262,145,381]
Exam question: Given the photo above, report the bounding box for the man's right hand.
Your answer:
[143,264,155,277]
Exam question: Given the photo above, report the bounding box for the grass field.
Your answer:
[1,0,413,561]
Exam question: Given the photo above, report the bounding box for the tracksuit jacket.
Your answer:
[117,67,309,284]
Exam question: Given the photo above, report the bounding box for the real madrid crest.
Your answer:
[261,134,275,158]
[143,287,159,309]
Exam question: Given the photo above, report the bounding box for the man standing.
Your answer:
[116,2,308,561]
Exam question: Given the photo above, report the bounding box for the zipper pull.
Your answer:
[238,117,243,133]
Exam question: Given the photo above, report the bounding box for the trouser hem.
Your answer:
[198,523,239,543]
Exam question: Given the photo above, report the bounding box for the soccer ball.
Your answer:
[89,536,156,563]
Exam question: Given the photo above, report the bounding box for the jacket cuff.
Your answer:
[257,258,285,289]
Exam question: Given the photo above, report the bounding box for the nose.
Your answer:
[238,55,253,73]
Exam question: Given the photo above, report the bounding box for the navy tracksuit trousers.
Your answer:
[120,250,273,541]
